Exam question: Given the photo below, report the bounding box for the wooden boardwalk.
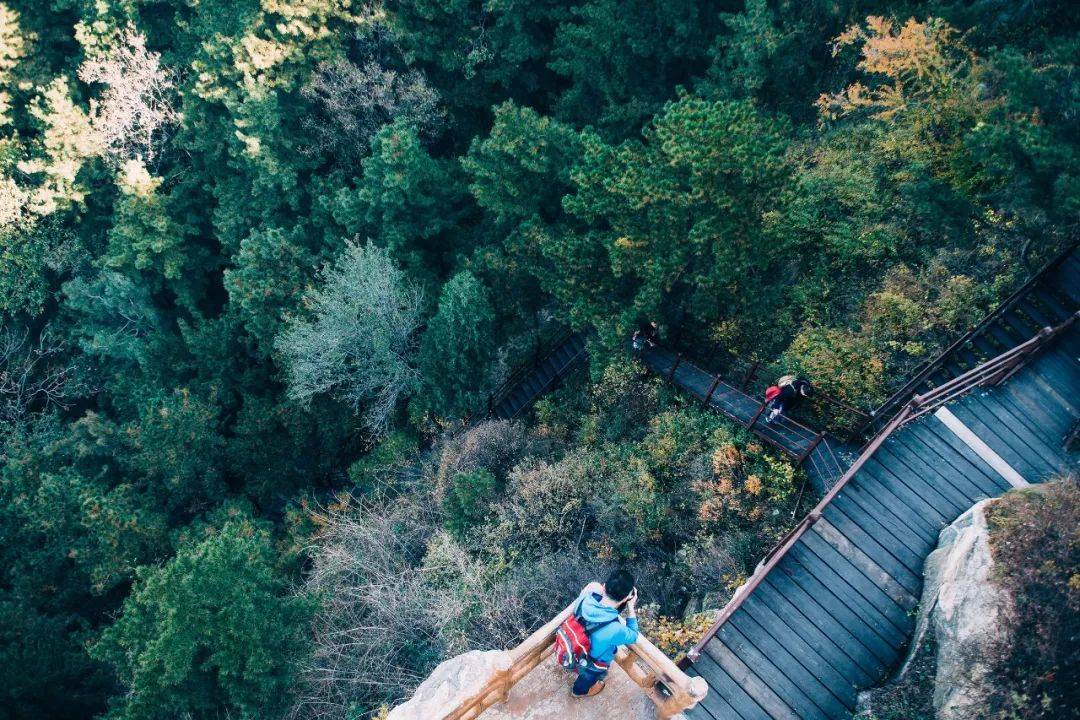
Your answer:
[640,346,851,492]
[681,323,1079,720]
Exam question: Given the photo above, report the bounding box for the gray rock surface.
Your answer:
[387,650,512,720]
[387,648,661,720]
[860,498,1014,720]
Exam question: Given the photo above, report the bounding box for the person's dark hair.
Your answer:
[605,568,635,602]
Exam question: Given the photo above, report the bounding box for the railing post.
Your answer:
[702,375,721,406]
[746,399,767,429]
[795,431,825,467]
[624,637,709,719]
[740,361,760,390]
[667,354,682,381]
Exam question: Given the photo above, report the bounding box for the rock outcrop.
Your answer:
[387,648,660,720]
[387,650,511,720]
[860,498,1014,720]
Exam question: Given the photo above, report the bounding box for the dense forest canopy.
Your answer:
[0,0,1076,718]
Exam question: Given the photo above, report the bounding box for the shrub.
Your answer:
[347,430,418,497]
[637,605,718,662]
[432,419,532,500]
[783,325,888,407]
[443,468,501,539]
[854,636,937,720]
[983,478,1080,719]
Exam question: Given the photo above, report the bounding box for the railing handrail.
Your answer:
[684,312,1076,665]
[905,311,1078,421]
[815,389,872,420]
[503,341,588,421]
[684,400,914,665]
[439,582,707,720]
[490,328,575,402]
[661,350,823,441]
[680,340,872,435]
[483,327,578,417]
[861,242,1077,436]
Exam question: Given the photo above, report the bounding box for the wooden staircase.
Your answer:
[485,331,588,421]
[863,243,1079,436]
[680,317,1079,720]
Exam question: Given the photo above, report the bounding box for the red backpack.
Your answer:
[765,385,781,402]
[554,597,620,670]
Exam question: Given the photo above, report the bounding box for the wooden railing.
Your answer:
[682,340,872,440]
[902,312,1078,424]
[682,399,913,667]
[443,583,708,720]
[682,315,1076,664]
[645,347,841,482]
[856,242,1077,438]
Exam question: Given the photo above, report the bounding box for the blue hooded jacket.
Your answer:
[576,589,639,664]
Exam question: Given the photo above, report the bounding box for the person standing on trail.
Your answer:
[632,321,659,351]
[560,569,640,698]
[765,374,813,423]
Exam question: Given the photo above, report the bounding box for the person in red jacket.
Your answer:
[765,375,813,423]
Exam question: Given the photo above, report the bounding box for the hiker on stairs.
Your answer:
[556,569,640,698]
[765,374,814,423]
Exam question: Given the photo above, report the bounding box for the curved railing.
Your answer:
[439,583,708,720]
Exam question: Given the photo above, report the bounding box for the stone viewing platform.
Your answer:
[387,583,707,720]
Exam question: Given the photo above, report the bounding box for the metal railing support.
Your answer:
[702,375,721,406]
[859,243,1077,437]
[746,400,767,430]
[795,432,825,467]
[667,354,683,381]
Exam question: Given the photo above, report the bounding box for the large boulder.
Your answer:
[923,499,1014,719]
[860,498,1014,720]
[387,648,662,720]
[387,650,512,720]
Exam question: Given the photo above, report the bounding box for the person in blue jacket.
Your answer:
[571,569,639,697]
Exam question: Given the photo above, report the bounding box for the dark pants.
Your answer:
[768,385,801,417]
[571,664,608,696]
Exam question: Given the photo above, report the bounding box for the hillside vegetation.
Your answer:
[0,1,1077,719]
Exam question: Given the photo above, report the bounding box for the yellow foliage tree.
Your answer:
[818,16,972,121]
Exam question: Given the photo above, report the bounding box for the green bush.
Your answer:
[443,468,502,539]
